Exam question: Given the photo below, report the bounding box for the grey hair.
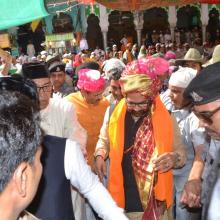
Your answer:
[0,91,42,193]
[103,58,126,81]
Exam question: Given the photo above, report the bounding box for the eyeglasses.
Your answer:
[125,99,152,108]
[193,106,220,124]
[37,83,52,93]
[86,91,103,98]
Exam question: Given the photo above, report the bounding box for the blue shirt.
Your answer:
[172,109,206,176]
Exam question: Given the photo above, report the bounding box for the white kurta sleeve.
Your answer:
[64,139,128,220]
[63,101,87,150]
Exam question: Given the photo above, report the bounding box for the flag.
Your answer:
[31,19,41,32]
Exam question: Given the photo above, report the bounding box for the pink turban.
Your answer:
[122,57,169,79]
[165,51,176,60]
[77,68,105,92]
[120,57,169,98]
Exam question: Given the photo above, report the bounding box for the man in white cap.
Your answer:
[27,40,35,58]
[168,67,206,220]
[40,51,48,62]
[94,58,125,183]
[112,44,118,57]
[102,58,126,104]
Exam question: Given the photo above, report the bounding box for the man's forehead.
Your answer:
[169,85,184,91]
[50,71,65,76]
[93,90,104,96]
[33,77,50,85]
[110,79,120,85]
[126,92,146,100]
[195,99,220,110]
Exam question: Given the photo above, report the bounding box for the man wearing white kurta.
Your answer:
[40,98,88,220]
[22,62,87,220]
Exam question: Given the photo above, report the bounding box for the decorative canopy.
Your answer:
[0,0,49,30]
[80,0,220,11]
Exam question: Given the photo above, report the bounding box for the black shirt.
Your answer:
[122,111,145,212]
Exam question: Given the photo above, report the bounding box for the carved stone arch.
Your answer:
[17,22,45,55]
[207,7,220,43]
[143,7,169,34]
[107,10,136,48]
[52,13,74,33]
[176,5,201,30]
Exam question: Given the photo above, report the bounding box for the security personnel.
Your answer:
[183,61,220,219]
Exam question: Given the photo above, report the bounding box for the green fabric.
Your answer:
[46,33,73,42]
[0,0,49,30]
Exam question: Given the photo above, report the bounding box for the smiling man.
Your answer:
[22,62,87,220]
[66,67,109,220]
[21,63,128,220]
[66,68,109,167]
[168,67,206,220]
[183,61,220,220]
[94,58,125,184]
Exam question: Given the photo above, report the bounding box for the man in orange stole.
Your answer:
[108,58,186,220]
[66,68,109,168]
[66,67,109,220]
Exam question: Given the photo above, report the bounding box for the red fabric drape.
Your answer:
[77,0,94,4]
[94,0,220,11]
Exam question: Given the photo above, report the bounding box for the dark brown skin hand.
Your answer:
[153,152,177,173]
[94,156,107,183]
[180,179,202,208]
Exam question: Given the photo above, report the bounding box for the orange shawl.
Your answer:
[66,92,109,166]
[108,96,173,209]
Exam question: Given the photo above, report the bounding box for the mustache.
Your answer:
[128,109,148,117]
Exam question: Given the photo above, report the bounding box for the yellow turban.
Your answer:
[120,74,152,94]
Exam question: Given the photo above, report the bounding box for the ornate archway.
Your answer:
[86,14,103,50]
[107,11,136,48]
[52,13,73,33]
[207,7,220,43]
[177,5,201,30]
[143,7,168,34]
[17,22,45,55]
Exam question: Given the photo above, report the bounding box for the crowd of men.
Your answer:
[1,31,220,220]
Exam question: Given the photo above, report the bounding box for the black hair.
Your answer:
[0,89,42,193]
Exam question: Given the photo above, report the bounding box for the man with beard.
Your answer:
[107,58,186,220]
[183,61,220,220]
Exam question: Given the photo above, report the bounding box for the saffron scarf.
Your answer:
[108,96,173,217]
